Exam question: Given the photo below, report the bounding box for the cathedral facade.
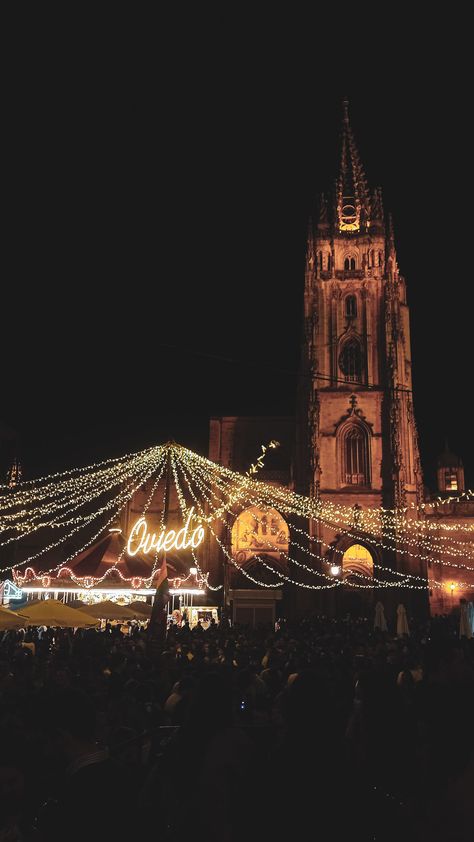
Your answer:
[208,101,474,624]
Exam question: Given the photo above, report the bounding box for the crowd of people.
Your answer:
[0,609,472,841]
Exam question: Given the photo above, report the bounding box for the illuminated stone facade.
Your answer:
[208,102,473,621]
[297,101,426,617]
[425,448,474,612]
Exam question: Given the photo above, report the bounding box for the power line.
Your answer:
[157,343,414,394]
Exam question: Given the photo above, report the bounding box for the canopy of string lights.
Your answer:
[1,443,473,594]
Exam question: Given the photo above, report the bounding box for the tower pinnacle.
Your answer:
[337,99,370,233]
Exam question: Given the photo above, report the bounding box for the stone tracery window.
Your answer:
[339,338,363,383]
[445,471,458,491]
[339,424,370,486]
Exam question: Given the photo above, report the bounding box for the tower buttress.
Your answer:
[297,99,425,611]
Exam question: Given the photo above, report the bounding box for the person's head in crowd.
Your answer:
[44,688,98,766]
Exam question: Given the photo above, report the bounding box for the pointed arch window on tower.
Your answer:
[445,470,458,491]
[339,338,363,383]
[318,251,323,270]
[342,426,370,486]
[345,295,357,319]
[344,257,356,272]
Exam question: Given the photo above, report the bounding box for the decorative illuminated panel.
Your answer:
[231,506,289,564]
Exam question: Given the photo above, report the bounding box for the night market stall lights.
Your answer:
[0,443,473,604]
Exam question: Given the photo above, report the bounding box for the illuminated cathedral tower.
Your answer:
[298,99,425,607]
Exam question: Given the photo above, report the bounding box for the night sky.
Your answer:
[3,66,473,491]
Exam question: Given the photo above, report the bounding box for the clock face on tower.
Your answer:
[340,203,359,231]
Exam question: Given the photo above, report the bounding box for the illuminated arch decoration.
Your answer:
[340,203,360,232]
[231,506,289,566]
[342,543,374,582]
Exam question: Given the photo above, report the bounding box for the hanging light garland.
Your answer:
[6,449,165,578]
[179,453,456,591]
[181,446,474,541]
[246,439,280,477]
[2,443,473,596]
[183,449,474,579]
[176,453,404,591]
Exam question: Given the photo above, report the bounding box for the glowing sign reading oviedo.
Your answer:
[126,507,205,556]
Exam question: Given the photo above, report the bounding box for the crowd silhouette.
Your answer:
[0,611,472,841]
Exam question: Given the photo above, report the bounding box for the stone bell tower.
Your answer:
[296,99,425,607]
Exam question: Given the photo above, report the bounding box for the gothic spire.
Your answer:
[438,441,463,468]
[386,213,399,280]
[387,212,397,258]
[337,98,371,233]
[306,215,315,272]
[371,186,384,225]
[7,456,22,488]
[318,192,329,225]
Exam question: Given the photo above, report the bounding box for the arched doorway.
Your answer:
[341,543,374,618]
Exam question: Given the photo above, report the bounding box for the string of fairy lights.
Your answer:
[176,446,473,591]
[1,443,473,596]
[176,452,442,591]
[86,453,169,590]
[186,457,425,584]
[4,450,165,579]
[187,452,470,571]
[181,447,474,571]
[183,447,474,535]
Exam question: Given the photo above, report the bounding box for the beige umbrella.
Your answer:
[459,600,473,639]
[0,606,29,630]
[396,603,410,636]
[374,601,388,632]
[81,600,138,621]
[19,599,100,628]
[128,600,152,618]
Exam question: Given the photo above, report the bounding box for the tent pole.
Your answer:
[147,446,171,643]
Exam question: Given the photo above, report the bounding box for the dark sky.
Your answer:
[3,59,473,490]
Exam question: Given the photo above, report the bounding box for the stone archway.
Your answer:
[342,543,374,581]
[340,542,375,619]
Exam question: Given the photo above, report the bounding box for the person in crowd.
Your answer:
[0,611,472,841]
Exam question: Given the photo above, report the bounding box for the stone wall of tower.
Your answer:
[299,196,427,612]
[206,103,472,621]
